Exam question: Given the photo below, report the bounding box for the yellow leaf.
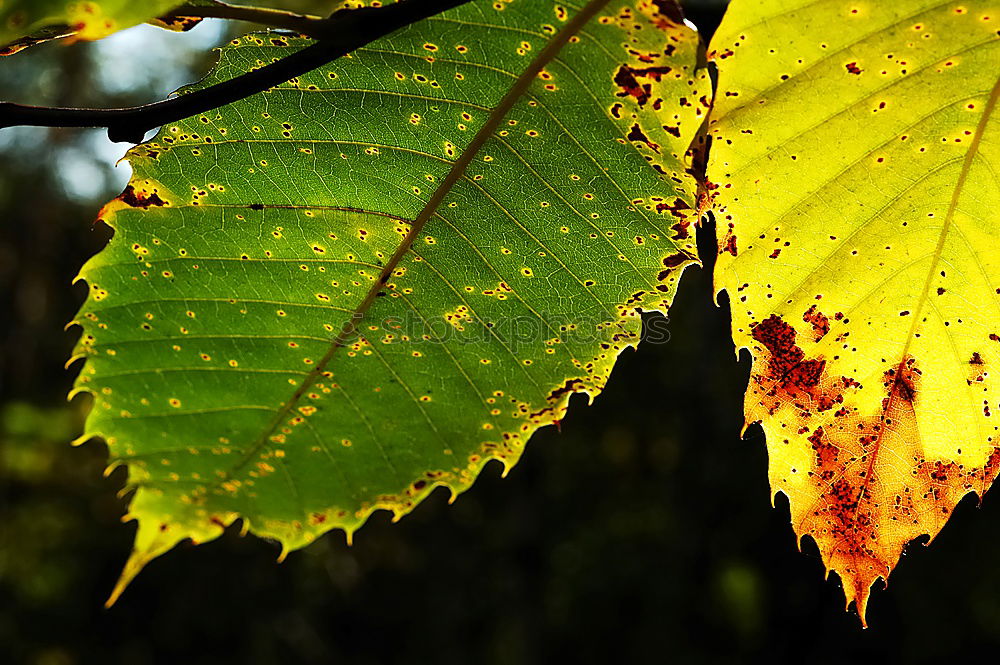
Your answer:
[0,0,181,49]
[706,0,1000,625]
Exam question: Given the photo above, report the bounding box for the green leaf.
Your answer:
[706,0,999,624]
[72,0,708,602]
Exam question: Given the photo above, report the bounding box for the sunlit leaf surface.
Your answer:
[707,0,999,624]
[72,0,708,601]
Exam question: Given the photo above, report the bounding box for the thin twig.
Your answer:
[0,0,473,143]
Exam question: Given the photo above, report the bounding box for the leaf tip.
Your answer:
[847,583,872,629]
[105,515,187,608]
[836,568,885,629]
[70,432,93,447]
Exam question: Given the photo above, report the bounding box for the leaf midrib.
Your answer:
[849,74,1000,509]
[215,0,615,488]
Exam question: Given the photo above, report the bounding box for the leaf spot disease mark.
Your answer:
[120,185,165,208]
[613,64,672,106]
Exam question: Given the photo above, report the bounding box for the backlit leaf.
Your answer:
[71,0,708,603]
[706,0,1000,624]
[0,0,182,52]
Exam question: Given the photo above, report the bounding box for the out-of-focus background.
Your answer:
[2,1,1000,663]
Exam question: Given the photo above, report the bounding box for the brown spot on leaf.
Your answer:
[749,314,853,415]
[808,427,838,471]
[661,253,688,268]
[120,185,165,208]
[156,14,202,31]
[650,0,684,24]
[655,197,691,219]
[721,233,738,256]
[627,123,660,152]
[613,65,672,106]
[803,305,831,341]
[882,358,919,404]
[548,378,585,402]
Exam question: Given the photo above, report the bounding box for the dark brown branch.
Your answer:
[0,0,473,143]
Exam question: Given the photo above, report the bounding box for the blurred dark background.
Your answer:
[3,1,1000,663]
